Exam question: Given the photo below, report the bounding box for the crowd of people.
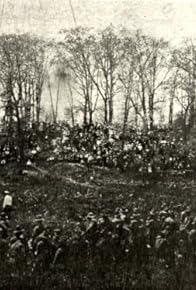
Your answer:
[47,123,194,175]
[0,122,194,177]
[0,188,196,288]
[0,121,195,287]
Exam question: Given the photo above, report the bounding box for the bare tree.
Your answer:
[163,68,179,129]
[118,33,137,147]
[0,34,46,162]
[132,31,169,130]
[66,79,76,126]
[172,40,196,132]
[59,27,99,124]
[90,25,121,124]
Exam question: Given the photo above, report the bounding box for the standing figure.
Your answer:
[2,191,13,220]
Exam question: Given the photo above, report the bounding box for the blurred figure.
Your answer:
[2,191,13,220]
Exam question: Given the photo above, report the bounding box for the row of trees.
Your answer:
[56,27,196,138]
[0,34,47,160]
[0,27,196,160]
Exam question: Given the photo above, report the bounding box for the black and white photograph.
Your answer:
[0,0,196,289]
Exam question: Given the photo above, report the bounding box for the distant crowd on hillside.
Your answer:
[0,122,195,175]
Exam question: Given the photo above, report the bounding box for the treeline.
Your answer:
[0,27,196,161]
[57,26,196,138]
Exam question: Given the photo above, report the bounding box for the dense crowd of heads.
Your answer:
[0,122,194,175]
[39,123,195,174]
[0,122,195,287]
[0,194,196,287]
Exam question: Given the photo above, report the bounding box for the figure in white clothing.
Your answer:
[2,191,13,219]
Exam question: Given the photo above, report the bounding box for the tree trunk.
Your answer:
[183,118,187,143]
[149,94,154,131]
[104,100,108,123]
[55,78,61,123]
[48,77,56,123]
[169,94,174,129]
[189,53,196,130]
[189,80,196,130]
[89,110,93,124]
[134,108,138,128]
[141,82,148,130]
[109,98,113,124]
[121,96,129,149]
[15,108,25,163]
[83,96,88,124]
[70,108,75,126]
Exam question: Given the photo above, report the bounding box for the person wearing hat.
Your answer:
[155,231,167,260]
[0,212,8,239]
[2,191,13,220]
[52,237,68,270]
[82,213,98,250]
[9,225,26,269]
[34,228,51,255]
[188,219,196,263]
[32,215,45,240]
[84,212,96,231]
[31,215,45,252]
[51,228,62,252]
[180,207,193,232]
[146,216,158,247]
[10,225,25,243]
[33,227,54,272]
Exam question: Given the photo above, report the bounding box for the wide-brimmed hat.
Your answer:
[34,214,44,222]
[164,217,175,224]
[14,225,24,235]
[4,190,10,195]
[186,207,191,213]
[86,212,95,219]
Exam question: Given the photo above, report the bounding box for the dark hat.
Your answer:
[0,212,6,218]
[14,225,24,235]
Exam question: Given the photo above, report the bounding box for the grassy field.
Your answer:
[2,162,194,223]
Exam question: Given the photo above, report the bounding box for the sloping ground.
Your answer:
[0,161,195,228]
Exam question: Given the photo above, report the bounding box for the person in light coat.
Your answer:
[2,191,13,220]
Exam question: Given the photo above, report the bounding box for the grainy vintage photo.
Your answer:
[0,0,196,289]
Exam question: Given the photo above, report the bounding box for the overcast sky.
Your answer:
[0,0,195,120]
[0,0,196,43]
